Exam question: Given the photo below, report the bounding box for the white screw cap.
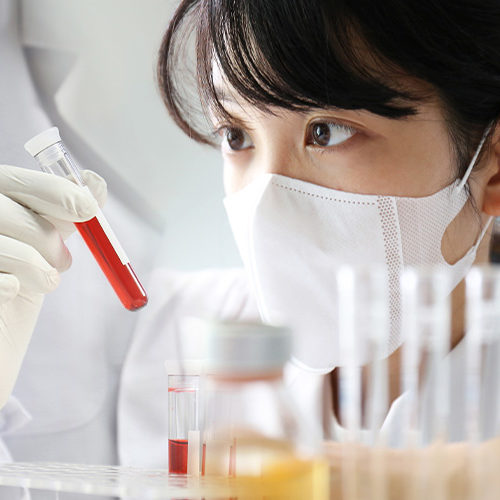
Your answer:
[24,127,61,157]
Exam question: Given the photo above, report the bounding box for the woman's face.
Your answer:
[213,77,498,266]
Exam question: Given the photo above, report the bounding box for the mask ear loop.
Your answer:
[454,122,496,251]
[455,122,494,193]
[473,214,495,252]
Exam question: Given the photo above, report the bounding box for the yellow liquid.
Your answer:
[200,436,329,499]
[227,458,329,499]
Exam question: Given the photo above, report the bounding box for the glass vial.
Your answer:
[168,374,200,475]
[200,320,328,500]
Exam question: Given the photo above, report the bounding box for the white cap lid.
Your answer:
[203,321,291,375]
[24,127,61,157]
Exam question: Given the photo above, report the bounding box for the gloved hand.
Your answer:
[0,164,107,408]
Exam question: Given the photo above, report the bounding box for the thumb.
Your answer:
[46,170,108,240]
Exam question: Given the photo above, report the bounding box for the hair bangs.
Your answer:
[159,0,429,145]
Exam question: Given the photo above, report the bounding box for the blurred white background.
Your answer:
[20,0,241,270]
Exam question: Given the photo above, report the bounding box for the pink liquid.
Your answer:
[75,217,147,311]
[169,439,188,474]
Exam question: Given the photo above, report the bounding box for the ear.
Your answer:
[482,123,500,216]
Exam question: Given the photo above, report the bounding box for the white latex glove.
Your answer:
[0,164,107,408]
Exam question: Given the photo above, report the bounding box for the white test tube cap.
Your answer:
[24,127,61,157]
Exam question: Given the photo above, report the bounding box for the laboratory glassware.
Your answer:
[24,127,148,311]
[168,374,200,475]
[400,266,452,500]
[200,320,329,499]
[336,265,390,442]
[465,265,500,500]
[465,265,500,443]
[336,265,390,500]
[400,266,452,447]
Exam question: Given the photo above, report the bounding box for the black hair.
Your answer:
[158,0,500,177]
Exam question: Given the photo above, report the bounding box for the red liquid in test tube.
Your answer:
[168,377,200,475]
[75,216,147,311]
[168,439,189,474]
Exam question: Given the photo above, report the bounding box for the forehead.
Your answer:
[211,61,252,107]
[210,61,272,121]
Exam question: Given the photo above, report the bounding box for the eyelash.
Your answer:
[305,121,358,149]
[213,119,359,152]
[214,124,254,153]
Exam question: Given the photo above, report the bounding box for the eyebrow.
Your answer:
[208,102,255,132]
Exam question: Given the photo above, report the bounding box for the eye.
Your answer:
[306,121,356,147]
[220,127,254,151]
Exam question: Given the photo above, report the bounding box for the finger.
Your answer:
[42,217,78,242]
[81,169,107,208]
[43,170,107,240]
[0,194,72,272]
[0,164,99,222]
[0,235,60,293]
[0,273,20,304]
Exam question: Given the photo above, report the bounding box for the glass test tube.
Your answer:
[168,374,200,475]
[465,265,500,443]
[24,127,148,311]
[464,266,500,500]
[401,267,451,447]
[336,266,390,440]
[336,266,390,500]
[336,267,362,443]
[400,267,452,500]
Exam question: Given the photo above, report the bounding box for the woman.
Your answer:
[0,0,499,480]
[154,0,500,437]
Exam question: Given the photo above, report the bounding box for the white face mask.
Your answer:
[223,128,493,373]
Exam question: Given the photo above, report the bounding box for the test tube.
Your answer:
[24,127,148,311]
[336,266,362,442]
[400,267,452,446]
[168,374,200,475]
[464,266,500,500]
[465,265,500,443]
[400,267,452,500]
[336,265,390,500]
[335,267,386,500]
